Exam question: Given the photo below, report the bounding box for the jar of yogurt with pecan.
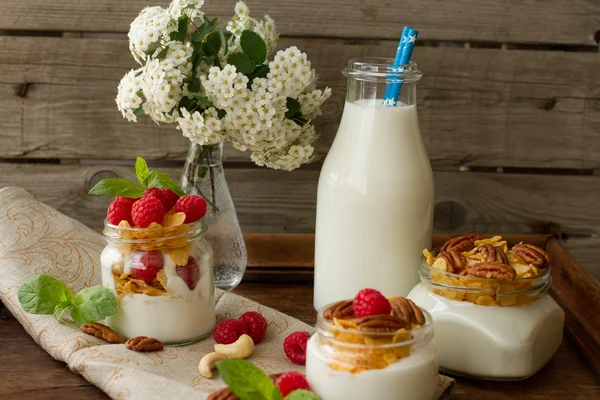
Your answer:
[101,214,215,345]
[306,295,439,400]
[408,234,564,380]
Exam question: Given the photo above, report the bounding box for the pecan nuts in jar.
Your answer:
[440,233,485,253]
[324,300,355,320]
[80,323,125,344]
[512,243,550,268]
[356,314,410,332]
[390,297,426,326]
[438,249,466,273]
[466,262,516,281]
[125,336,164,352]
[477,244,509,264]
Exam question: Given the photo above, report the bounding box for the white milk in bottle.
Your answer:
[314,59,434,310]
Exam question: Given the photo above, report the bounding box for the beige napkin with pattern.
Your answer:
[0,187,454,400]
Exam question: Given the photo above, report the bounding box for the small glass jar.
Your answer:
[306,303,439,400]
[408,256,564,380]
[101,219,216,345]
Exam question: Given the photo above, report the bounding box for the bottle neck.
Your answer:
[186,143,223,168]
[346,78,418,106]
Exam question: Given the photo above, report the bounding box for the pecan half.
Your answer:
[389,297,426,326]
[440,234,485,252]
[476,244,509,264]
[324,300,354,320]
[466,262,516,281]
[125,336,164,352]
[356,314,410,332]
[80,323,124,344]
[438,249,465,273]
[512,243,550,268]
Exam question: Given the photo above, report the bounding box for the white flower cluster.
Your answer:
[226,1,279,55]
[117,0,330,171]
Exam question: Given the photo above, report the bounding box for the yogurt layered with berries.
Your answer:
[306,289,439,400]
[100,189,216,345]
[409,234,564,379]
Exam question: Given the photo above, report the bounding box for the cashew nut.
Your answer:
[198,352,227,378]
[214,334,254,359]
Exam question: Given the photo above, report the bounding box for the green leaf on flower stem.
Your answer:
[285,97,302,118]
[135,156,151,186]
[18,275,74,315]
[70,286,117,325]
[203,31,222,57]
[217,359,283,400]
[177,17,189,42]
[88,178,145,198]
[169,31,180,42]
[193,17,219,43]
[154,47,169,60]
[219,30,228,55]
[178,96,195,112]
[145,171,185,196]
[187,78,201,92]
[133,106,145,117]
[284,390,322,400]
[253,64,270,78]
[240,30,267,64]
[227,52,255,74]
[215,108,227,118]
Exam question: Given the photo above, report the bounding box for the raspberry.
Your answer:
[132,197,165,228]
[130,251,164,282]
[176,257,200,290]
[174,195,207,223]
[238,311,268,344]
[160,189,179,211]
[283,331,311,365]
[142,188,169,210]
[116,196,136,208]
[213,319,248,345]
[275,371,310,397]
[107,198,134,225]
[353,288,391,318]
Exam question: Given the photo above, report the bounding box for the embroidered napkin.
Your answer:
[0,187,454,400]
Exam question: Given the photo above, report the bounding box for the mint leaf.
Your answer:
[88,178,145,198]
[70,286,117,325]
[135,156,152,187]
[18,275,74,315]
[217,359,283,400]
[145,171,185,196]
[228,52,255,74]
[240,30,267,64]
[285,98,302,118]
[53,302,73,322]
[284,390,321,400]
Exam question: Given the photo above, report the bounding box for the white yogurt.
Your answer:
[408,283,564,379]
[101,244,215,344]
[306,334,439,400]
[314,99,434,310]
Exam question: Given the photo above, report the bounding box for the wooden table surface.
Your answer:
[1,234,599,399]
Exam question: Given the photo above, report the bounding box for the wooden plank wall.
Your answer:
[0,0,599,279]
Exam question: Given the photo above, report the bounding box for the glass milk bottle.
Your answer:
[314,58,434,310]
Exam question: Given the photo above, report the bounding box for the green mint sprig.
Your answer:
[18,275,117,325]
[216,359,321,400]
[88,156,185,198]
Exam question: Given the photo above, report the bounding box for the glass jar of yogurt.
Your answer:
[306,301,439,400]
[101,218,216,345]
[408,252,564,380]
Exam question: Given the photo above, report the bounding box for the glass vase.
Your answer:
[180,142,247,290]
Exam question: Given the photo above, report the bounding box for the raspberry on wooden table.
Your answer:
[353,288,392,318]
[132,197,165,228]
[283,331,311,365]
[238,311,268,343]
[176,257,200,290]
[275,371,310,397]
[174,195,207,223]
[107,199,134,225]
[213,319,248,345]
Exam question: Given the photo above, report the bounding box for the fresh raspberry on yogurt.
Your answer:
[353,288,392,318]
[130,251,164,282]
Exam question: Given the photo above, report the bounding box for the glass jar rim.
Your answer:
[343,57,422,82]
[315,301,433,348]
[420,251,552,297]
[102,218,208,244]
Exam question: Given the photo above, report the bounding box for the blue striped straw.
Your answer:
[382,26,410,104]
[383,27,418,107]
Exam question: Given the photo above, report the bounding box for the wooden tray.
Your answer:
[1,234,599,399]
